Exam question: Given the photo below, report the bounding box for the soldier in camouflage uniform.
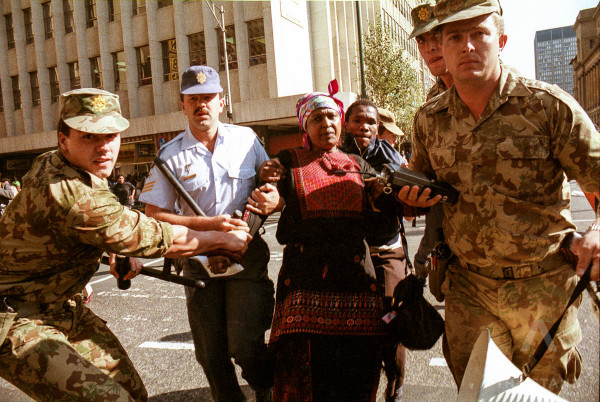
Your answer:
[400,0,600,394]
[0,88,251,402]
[410,1,455,282]
[409,0,454,102]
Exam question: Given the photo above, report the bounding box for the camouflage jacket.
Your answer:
[426,77,449,101]
[411,65,600,267]
[0,149,174,304]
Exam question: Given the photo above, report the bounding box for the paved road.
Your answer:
[1,182,598,401]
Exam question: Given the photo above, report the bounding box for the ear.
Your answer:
[219,96,226,112]
[58,131,68,151]
[498,34,507,53]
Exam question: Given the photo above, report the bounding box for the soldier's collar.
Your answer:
[54,148,107,189]
[498,65,532,99]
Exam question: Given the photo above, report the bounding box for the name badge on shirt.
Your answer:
[182,174,196,181]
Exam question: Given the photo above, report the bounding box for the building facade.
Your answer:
[534,25,577,95]
[0,0,429,179]
[572,3,600,128]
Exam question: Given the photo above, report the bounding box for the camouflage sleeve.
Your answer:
[550,94,600,194]
[63,186,174,258]
[409,110,435,178]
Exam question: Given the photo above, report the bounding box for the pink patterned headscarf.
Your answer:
[296,80,344,150]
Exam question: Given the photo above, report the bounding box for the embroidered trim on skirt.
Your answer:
[269,289,387,343]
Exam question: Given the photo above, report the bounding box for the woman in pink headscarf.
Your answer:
[262,84,420,401]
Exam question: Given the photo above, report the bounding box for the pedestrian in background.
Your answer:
[112,173,136,207]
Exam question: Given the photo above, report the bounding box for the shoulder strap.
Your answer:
[399,219,413,276]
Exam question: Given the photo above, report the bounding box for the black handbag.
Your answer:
[387,274,445,350]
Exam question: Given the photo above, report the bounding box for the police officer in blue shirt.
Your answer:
[141,66,279,401]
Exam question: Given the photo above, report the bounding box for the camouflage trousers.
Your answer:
[0,295,147,402]
[442,259,582,395]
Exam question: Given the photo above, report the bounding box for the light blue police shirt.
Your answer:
[140,123,268,217]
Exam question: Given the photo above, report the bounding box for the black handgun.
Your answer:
[379,164,459,205]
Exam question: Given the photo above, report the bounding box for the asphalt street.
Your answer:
[1,182,598,401]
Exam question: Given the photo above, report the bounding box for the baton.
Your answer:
[154,153,206,217]
[101,255,205,289]
[153,150,245,269]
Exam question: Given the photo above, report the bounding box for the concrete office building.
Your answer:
[534,25,577,95]
[0,0,429,179]
[572,4,600,128]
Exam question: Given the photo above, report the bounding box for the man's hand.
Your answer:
[109,254,143,280]
[572,227,600,281]
[396,185,442,208]
[224,229,252,254]
[190,215,249,233]
[259,158,286,182]
[246,183,282,215]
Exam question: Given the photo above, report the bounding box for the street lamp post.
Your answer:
[206,1,233,122]
[356,1,367,99]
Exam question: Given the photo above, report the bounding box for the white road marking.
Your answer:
[429,357,448,367]
[139,341,195,350]
[89,275,115,286]
[572,191,585,197]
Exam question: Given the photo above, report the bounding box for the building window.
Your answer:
[90,56,102,88]
[68,61,81,89]
[11,76,21,111]
[188,32,206,66]
[30,72,40,107]
[247,19,266,66]
[112,51,127,91]
[136,45,152,86]
[85,0,97,28]
[23,8,34,45]
[217,25,237,71]
[5,14,14,50]
[108,0,121,22]
[162,39,178,82]
[42,2,54,39]
[48,66,59,103]
[64,0,74,34]
[132,0,146,16]
[157,0,172,9]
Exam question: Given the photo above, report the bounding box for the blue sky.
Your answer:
[500,0,599,78]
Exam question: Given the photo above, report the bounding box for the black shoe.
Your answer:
[254,388,273,402]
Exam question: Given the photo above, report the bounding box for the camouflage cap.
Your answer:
[434,0,502,25]
[59,88,129,134]
[409,1,438,40]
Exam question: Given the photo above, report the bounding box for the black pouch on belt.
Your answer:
[428,228,452,303]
